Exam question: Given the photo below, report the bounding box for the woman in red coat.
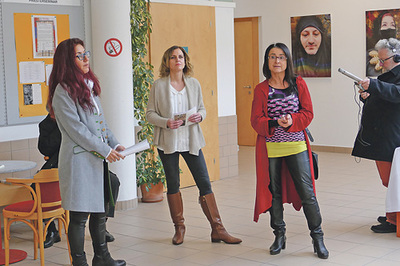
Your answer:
[251,43,328,259]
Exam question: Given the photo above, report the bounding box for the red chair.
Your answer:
[2,168,71,266]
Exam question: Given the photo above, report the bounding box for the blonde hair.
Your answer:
[159,46,193,77]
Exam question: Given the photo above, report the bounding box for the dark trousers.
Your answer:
[158,149,212,196]
[68,211,107,256]
[269,151,322,236]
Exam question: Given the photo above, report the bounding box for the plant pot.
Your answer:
[140,182,164,203]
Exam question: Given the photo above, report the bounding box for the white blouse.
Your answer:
[169,82,189,152]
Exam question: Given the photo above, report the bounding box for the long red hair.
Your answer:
[47,38,101,117]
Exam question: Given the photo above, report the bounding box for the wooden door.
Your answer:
[150,3,220,187]
[234,17,259,146]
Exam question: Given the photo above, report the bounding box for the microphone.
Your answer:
[338,68,362,82]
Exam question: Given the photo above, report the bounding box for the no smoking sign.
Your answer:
[104,38,122,57]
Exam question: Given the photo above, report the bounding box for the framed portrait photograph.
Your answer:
[366,9,400,77]
[291,14,332,78]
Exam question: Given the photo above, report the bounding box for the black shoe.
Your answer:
[269,231,286,255]
[92,252,126,266]
[377,216,387,224]
[105,230,115,242]
[313,239,329,259]
[371,221,396,233]
[44,230,61,248]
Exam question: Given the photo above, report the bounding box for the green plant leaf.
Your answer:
[131,0,166,189]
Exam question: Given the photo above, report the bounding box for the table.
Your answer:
[0,160,37,265]
[0,160,37,174]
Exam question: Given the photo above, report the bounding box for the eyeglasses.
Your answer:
[379,55,394,64]
[76,51,91,61]
[268,55,287,61]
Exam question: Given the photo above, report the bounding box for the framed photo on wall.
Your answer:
[291,14,331,78]
[366,9,400,77]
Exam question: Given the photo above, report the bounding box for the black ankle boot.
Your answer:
[92,243,126,266]
[269,230,286,255]
[44,229,61,248]
[312,237,329,259]
[105,230,115,242]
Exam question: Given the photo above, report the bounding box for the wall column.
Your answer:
[90,0,137,209]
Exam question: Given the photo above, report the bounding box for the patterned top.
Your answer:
[266,86,305,143]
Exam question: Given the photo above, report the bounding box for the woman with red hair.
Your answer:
[48,38,125,266]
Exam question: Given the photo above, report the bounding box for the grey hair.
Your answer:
[375,38,400,55]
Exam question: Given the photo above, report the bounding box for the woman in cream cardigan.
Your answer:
[146,45,241,245]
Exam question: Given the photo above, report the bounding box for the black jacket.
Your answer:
[352,64,400,161]
[38,114,61,169]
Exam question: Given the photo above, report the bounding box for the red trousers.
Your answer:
[376,161,396,225]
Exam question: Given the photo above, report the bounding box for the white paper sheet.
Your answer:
[45,64,53,86]
[19,61,45,84]
[119,140,150,157]
[32,84,42,104]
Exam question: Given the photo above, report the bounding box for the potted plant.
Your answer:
[131,0,166,202]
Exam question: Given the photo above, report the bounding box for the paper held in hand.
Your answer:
[119,139,150,157]
[173,107,197,126]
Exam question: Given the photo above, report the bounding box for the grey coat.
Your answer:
[52,84,119,212]
[146,76,206,155]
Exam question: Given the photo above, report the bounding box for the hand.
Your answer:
[107,149,124,162]
[277,114,293,128]
[167,118,183,129]
[115,145,125,152]
[360,91,370,100]
[358,78,370,91]
[188,113,202,123]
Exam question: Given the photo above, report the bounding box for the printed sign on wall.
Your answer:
[104,38,122,57]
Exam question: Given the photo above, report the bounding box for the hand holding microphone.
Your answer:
[338,68,368,92]
[358,78,370,92]
[358,80,370,99]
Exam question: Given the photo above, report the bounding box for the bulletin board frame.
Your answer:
[1,2,84,126]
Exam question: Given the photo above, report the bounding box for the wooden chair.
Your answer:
[2,168,71,266]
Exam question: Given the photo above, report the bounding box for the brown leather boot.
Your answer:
[199,193,242,244]
[167,192,185,245]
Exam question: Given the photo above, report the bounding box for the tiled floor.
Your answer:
[4,146,400,265]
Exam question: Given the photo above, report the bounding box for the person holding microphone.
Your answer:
[352,38,400,233]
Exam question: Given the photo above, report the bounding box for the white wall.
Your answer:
[234,0,400,148]
[216,6,236,117]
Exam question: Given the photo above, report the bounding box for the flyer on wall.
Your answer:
[31,15,58,59]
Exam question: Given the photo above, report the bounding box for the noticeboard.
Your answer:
[0,2,84,126]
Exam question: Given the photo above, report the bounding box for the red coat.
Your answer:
[251,76,316,222]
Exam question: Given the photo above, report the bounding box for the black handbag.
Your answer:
[103,162,121,217]
[305,128,319,180]
[311,151,319,180]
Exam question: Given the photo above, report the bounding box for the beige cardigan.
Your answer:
[146,76,206,155]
